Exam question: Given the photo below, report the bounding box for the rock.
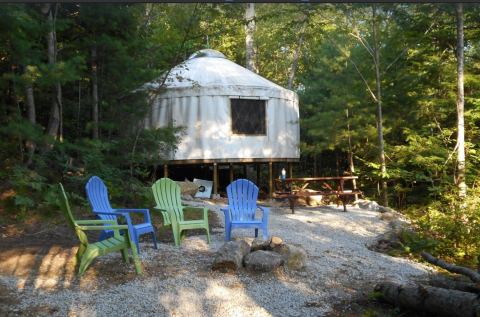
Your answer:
[181,194,194,201]
[243,250,284,272]
[378,206,395,213]
[389,219,410,230]
[272,244,308,270]
[377,230,400,248]
[251,238,269,252]
[377,212,396,221]
[175,181,199,196]
[355,199,379,211]
[304,189,322,206]
[212,241,251,272]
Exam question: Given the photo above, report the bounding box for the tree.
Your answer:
[455,3,466,198]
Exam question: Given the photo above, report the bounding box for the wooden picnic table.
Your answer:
[275,176,363,214]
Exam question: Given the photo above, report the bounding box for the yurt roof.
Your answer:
[143,49,297,101]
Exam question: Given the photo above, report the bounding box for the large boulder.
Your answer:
[304,189,322,207]
[212,241,251,272]
[175,181,199,196]
[272,244,308,270]
[243,250,284,272]
[251,238,269,252]
[355,199,379,211]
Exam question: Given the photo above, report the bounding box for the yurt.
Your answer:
[144,49,300,196]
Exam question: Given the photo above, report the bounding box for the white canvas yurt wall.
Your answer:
[144,49,300,164]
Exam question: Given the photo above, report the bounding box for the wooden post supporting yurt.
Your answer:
[230,163,234,184]
[164,165,168,178]
[213,163,218,195]
[269,162,273,198]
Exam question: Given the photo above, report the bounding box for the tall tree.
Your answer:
[372,3,388,206]
[455,3,466,198]
[245,3,257,73]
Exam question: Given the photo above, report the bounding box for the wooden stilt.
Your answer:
[164,164,168,178]
[243,164,247,179]
[230,163,234,184]
[256,163,260,186]
[213,163,218,195]
[269,162,273,199]
[289,162,293,178]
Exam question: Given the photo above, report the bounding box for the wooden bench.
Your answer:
[275,177,363,214]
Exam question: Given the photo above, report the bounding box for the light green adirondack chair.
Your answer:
[58,183,142,276]
[151,178,210,246]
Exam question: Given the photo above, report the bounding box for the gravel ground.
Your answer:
[0,200,435,316]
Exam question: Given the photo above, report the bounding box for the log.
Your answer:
[421,251,480,283]
[375,282,480,317]
[428,278,480,294]
[271,236,283,246]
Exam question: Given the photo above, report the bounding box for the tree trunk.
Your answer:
[43,3,61,146]
[287,20,306,90]
[24,67,36,167]
[346,109,358,200]
[91,46,99,140]
[421,251,480,283]
[375,282,480,317]
[429,278,480,294]
[455,3,467,198]
[372,4,388,207]
[245,3,257,73]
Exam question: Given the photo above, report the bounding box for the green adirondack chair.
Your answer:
[151,178,210,246]
[58,183,142,276]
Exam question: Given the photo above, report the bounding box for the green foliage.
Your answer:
[404,186,480,267]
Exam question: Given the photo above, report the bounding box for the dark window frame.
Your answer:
[230,98,267,136]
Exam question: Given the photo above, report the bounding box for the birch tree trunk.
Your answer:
[372,4,388,207]
[24,67,36,167]
[455,3,467,198]
[91,46,99,140]
[287,20,306,90]
[245,3,258,73]
[42,3,62,145]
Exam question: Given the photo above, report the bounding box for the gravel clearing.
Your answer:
[1,201,435,316]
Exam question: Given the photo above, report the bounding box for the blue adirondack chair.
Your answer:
[221,179,270,242]
[85,176,158,254]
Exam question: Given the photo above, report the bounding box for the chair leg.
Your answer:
[262,228,268,241]
[98,230,107,242]
[205,227,210,244]
[182,229,188,240]
[134,235,141,256]
[130,244,142,274]
[255,228,259,238]
[74,243,86,266]
[121,248,129,263]
[151,231,158,250]
[172,225,180,246]
[78,250,96,276]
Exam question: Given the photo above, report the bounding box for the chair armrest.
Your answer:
[113,208,151,223]
[184,206,209,220]
[77,225,129,231]
[93,211,135,234]
[153,207,173,226]
[76,220,118,226]
[220,206,231,223]
[258,206,270,220]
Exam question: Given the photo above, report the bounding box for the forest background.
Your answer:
[1,3,479,269]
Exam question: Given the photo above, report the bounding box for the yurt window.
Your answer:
[230,99,266,135]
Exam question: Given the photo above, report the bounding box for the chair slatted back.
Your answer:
[86,176,116,221]
[151,178,184,222]
[226,179,258,221]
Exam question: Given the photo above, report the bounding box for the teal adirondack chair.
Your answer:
[59,183,142,276]
[151,178,210,246]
